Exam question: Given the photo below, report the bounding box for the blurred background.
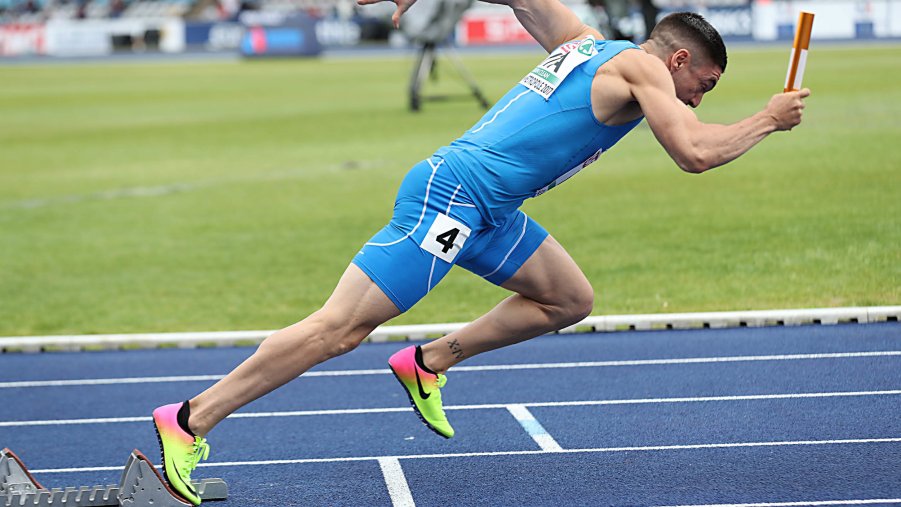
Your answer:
[1,0,899,337]
[2,0,899,59]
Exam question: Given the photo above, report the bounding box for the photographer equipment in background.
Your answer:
[589,0,659,42]
[399,0,490,111]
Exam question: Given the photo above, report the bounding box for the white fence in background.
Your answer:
[2,0,901,57]
[1,306,898,353]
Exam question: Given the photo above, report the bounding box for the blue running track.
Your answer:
[1,322,900,506]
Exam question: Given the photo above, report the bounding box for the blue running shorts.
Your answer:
[353,158,549,312]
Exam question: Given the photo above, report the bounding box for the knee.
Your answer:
[326,339,358,359]
[569,285,595,323]
[550,282,594,327]
[310,310,372,359]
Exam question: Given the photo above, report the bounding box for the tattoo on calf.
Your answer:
[448,338,464,359]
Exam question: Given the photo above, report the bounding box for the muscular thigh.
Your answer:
[498,235,593,307]
[456,210,549,288]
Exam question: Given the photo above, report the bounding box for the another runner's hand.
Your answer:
[357,0,418,28]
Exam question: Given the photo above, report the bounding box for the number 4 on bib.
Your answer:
[421,213,471,263]
[436,228,459,254]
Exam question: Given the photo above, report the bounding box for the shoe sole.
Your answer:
[388,364,452,439]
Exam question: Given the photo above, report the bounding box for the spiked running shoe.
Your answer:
[152,403,210,506]
[388,345,454,438]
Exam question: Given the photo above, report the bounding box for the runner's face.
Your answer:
[669,49,722,108]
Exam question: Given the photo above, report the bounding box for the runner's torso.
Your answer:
[434,39,645,225]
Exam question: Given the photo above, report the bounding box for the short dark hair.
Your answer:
[648,12,727,72]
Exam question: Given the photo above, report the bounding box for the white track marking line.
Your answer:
[3,390,900,428]
[4,351,901,389]
[658,499,901,507]
[507,404,562,451]
[378,457,416,507]
[28,437,901,474]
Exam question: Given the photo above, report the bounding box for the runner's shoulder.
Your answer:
[608,48,670,88]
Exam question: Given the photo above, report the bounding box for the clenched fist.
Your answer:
[767,89,810,131]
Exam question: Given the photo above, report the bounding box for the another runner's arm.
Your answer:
[624,52,809,173]
[357,0,601,52]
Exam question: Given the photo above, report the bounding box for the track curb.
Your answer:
[1,306,898,353]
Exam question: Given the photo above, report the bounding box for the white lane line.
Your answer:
[507,404,563,451]
[658,499,901,507]
[3,390,900,428]
[0,370,387,388]
[0,416,155,427]
[378,457,416,507]
[4,351,900,389]
[28,437,901,474]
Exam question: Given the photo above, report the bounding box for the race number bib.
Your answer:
[519,36,597,100]
[420,213,471,263]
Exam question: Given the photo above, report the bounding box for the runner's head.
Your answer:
[647,12,727,108]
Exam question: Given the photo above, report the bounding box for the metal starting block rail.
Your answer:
[1,448,227,507]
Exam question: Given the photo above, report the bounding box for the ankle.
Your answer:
[175,400,197,437]
[186,416,203,438]
[418,345,447,375]
[182,400,214,438]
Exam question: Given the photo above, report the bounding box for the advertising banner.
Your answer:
[661,4,754,41]
[40,18,184,57]
[0,23,45,56]
[185,21,244,51]
[752,0,901,41]
[239,12,321,57]
[455,0,901,46]
[315,17,362,47]
[44,20,112,56]
[455,11,536,45]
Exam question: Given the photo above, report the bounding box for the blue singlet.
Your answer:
[436,39,645,225]
[353,39,645,312]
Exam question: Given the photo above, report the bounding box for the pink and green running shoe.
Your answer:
[388,345,454,438]
[152,402,210,506]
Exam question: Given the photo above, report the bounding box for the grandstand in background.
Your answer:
[1,0,368,23]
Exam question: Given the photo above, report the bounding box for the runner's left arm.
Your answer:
[484,0,603,51]
[357,0,602,52]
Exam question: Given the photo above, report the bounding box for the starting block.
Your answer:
[1,448,227,507]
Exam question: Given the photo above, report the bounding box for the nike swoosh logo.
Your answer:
[167,457,198,496]
[414,367,430,400]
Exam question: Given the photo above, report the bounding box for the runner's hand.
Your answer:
[357,0,418,28]
[767,88,810,131]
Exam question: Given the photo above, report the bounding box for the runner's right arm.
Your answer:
[621,50,809,174]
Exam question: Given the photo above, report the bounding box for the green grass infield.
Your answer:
[1,44,899,336]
